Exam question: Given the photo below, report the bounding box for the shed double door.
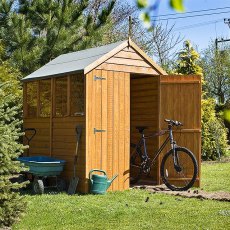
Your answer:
[86,70,130,191]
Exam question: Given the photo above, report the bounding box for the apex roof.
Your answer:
[22,39,166,81]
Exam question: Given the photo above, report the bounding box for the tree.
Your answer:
[176,40,202,75]
[0,53,27,227]
[0,0,115,76]
[201,44,230,105]
[175,40,228,160]
[95,0,137,44]
[201,98,228,160]
[145,22,183,69]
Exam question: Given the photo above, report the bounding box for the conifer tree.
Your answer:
[0,47,27,227]
[0,0,115,75]
[176,40,202,75]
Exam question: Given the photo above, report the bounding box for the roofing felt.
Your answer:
[22,40,126,81]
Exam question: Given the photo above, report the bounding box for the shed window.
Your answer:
[40,79,51,117]
[26,81,38,117]
[55,77,67,116]
[70,74,84,116]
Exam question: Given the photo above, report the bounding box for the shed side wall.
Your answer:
[23,74,87,193]
[52,116,86,192]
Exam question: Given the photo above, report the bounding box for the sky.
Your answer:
[128,0,230,52]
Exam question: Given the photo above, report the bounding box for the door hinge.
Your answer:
[94,75,106,81]
[94,128,106,134]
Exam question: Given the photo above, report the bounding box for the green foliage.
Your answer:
[0,82,27,227]
[137,0,148,8]
[0,49,22,101]
[170,0,185,12]
[201,44,230,104]
[0,0,115,76]
[136,0,185,28]
[175,41,229,160]
[176,40,203,75]
[139,12,151,28]
[0,45,27,227]
[201,98,228,160]
[224,109,230,123]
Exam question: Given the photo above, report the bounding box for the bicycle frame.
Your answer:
[136,125,178,168]
[131,120,198,191]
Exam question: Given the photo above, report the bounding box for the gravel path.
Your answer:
[133,185,230,202]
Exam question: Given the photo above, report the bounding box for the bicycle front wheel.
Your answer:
[160,147,198,191]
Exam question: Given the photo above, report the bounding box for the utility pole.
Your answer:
[224,18,230,28]
[215,38,230,49]
[215,18,230,49]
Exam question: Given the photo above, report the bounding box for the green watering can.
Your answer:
[89,169,118,194]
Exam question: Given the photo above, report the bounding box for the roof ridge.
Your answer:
[58,40,127,57]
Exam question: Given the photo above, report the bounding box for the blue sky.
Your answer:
[129,0,230,52]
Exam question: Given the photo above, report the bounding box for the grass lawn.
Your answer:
[13,160,230,230]
[201,159,230,192]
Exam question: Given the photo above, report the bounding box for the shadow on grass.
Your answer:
[19,181,85,196]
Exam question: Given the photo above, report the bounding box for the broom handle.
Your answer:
[74,125,82,178]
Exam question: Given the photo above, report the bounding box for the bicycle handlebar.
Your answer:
[164,119,183,127]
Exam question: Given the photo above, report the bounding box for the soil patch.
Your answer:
[133,185,230,202]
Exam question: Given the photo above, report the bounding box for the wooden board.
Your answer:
[86,70,130,192]
[96,63,158,75]
[23,74,87,193]
[95,47,161,75]
[159,75,201,186]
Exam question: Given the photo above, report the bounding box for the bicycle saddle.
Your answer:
[136,126,148,133]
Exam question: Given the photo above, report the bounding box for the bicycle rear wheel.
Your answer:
[130,143,142,184]
[160,147,198,191]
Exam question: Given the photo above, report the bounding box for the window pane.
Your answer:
[70,74,84,116]
[26,81,38,117]
[40,79,51,117]
[55,77,67,117]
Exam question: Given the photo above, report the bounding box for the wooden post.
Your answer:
[128,16,132,40]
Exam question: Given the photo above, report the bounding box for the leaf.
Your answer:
[170,0,185,12]
[139,12,151,29]
[224,109,230,123]
[137,0,148,9]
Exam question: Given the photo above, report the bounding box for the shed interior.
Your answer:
[130,74,159,184]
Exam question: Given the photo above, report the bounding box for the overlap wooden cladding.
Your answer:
[22,39,201,193]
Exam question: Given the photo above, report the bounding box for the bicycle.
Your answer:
[130,119,198,191]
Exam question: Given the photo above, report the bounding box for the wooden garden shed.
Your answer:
[22,39,201,193]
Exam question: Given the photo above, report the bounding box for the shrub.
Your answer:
[0,82,28,227]
[0,46,27,227]
[201,98,228,160]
